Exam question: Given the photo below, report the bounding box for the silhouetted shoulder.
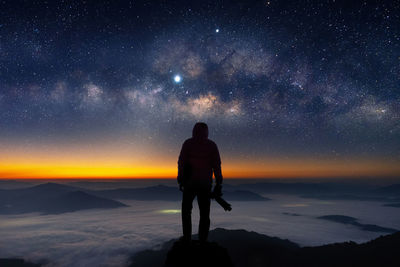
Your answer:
[182,138,192,144]
[181,138,195,149]
[207,139,218,147]
[207,140,220,155]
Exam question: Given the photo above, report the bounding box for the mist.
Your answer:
[1,182,399,266]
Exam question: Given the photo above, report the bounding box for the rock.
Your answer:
[165,239,233,267]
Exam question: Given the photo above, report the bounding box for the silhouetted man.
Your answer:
[178,122,223,242]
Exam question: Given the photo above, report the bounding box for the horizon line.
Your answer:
[1,175,399,180]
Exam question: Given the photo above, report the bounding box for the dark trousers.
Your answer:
[181,188,211,241]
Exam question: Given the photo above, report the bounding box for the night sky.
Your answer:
[1,0,399,178]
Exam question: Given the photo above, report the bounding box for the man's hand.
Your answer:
[213,184,222,197]
[179,184,184,192]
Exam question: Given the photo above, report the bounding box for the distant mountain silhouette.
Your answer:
[67,181,163,190]
[235,182,400,202]
[214,182,400,203]
[223,190,270,201]
[384,203,400,208]
[16,182,79,197]
[92,185,269,201]
[237,182,375,193]
[93,185,181,201]
[40,191,128,214]
[300,193,389,201]
[130,228,400,267]
[0,182,271,214]
[280,213,397,234]
[0,183,127,215]
[237,182,336,194]
[317,215,398,234]
[282,212,301,216]
[372,184,400,196]
[0,180,33,189]
[318,215,358,224]
[233,182,390,201]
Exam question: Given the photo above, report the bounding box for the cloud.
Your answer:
[0,203,182,267]
[0,194,397,266]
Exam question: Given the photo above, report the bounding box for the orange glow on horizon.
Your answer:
[1,157,400,179]
[1,141,399,179]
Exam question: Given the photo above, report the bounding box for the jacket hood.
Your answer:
[192,122,208,140]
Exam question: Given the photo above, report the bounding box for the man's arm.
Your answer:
[177,141,188,187]
[212,143,223,186]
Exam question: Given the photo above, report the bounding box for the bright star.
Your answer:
[216,29,219,33]
[174,75,182,83]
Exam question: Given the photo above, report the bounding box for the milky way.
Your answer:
[0,0,399,176]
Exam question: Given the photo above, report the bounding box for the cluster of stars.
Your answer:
[0,0,399,160]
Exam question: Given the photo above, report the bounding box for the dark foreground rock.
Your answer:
[165,240,233,267]
[129,228,400,267]
[129,228,298,267]
[130,239,233,267]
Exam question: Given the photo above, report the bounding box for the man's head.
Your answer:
[192,122,208,140]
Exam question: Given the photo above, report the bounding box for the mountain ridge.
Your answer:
[0,183,127,215]
[130,228,400,267]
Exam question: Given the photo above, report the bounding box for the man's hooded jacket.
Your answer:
[177,124,223,190]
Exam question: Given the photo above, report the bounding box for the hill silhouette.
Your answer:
[384,203,400,208]
[0,182,270,214]
[130,228,400,267]
[371,184,400,196]
[0,180,33,189]
[0,183,127,214]
[317,215,398,233]
[92,185,269,201]
[233,182,400,203]
[235,182,373,195]
[0,183,270,214]
[40,190,128,214]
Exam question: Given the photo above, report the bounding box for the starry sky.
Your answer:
[0,0,399,178]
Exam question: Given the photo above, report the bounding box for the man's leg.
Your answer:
[197,190,211,242]
[181,189,196,241]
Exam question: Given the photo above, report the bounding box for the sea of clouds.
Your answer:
[1,195,399,266]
